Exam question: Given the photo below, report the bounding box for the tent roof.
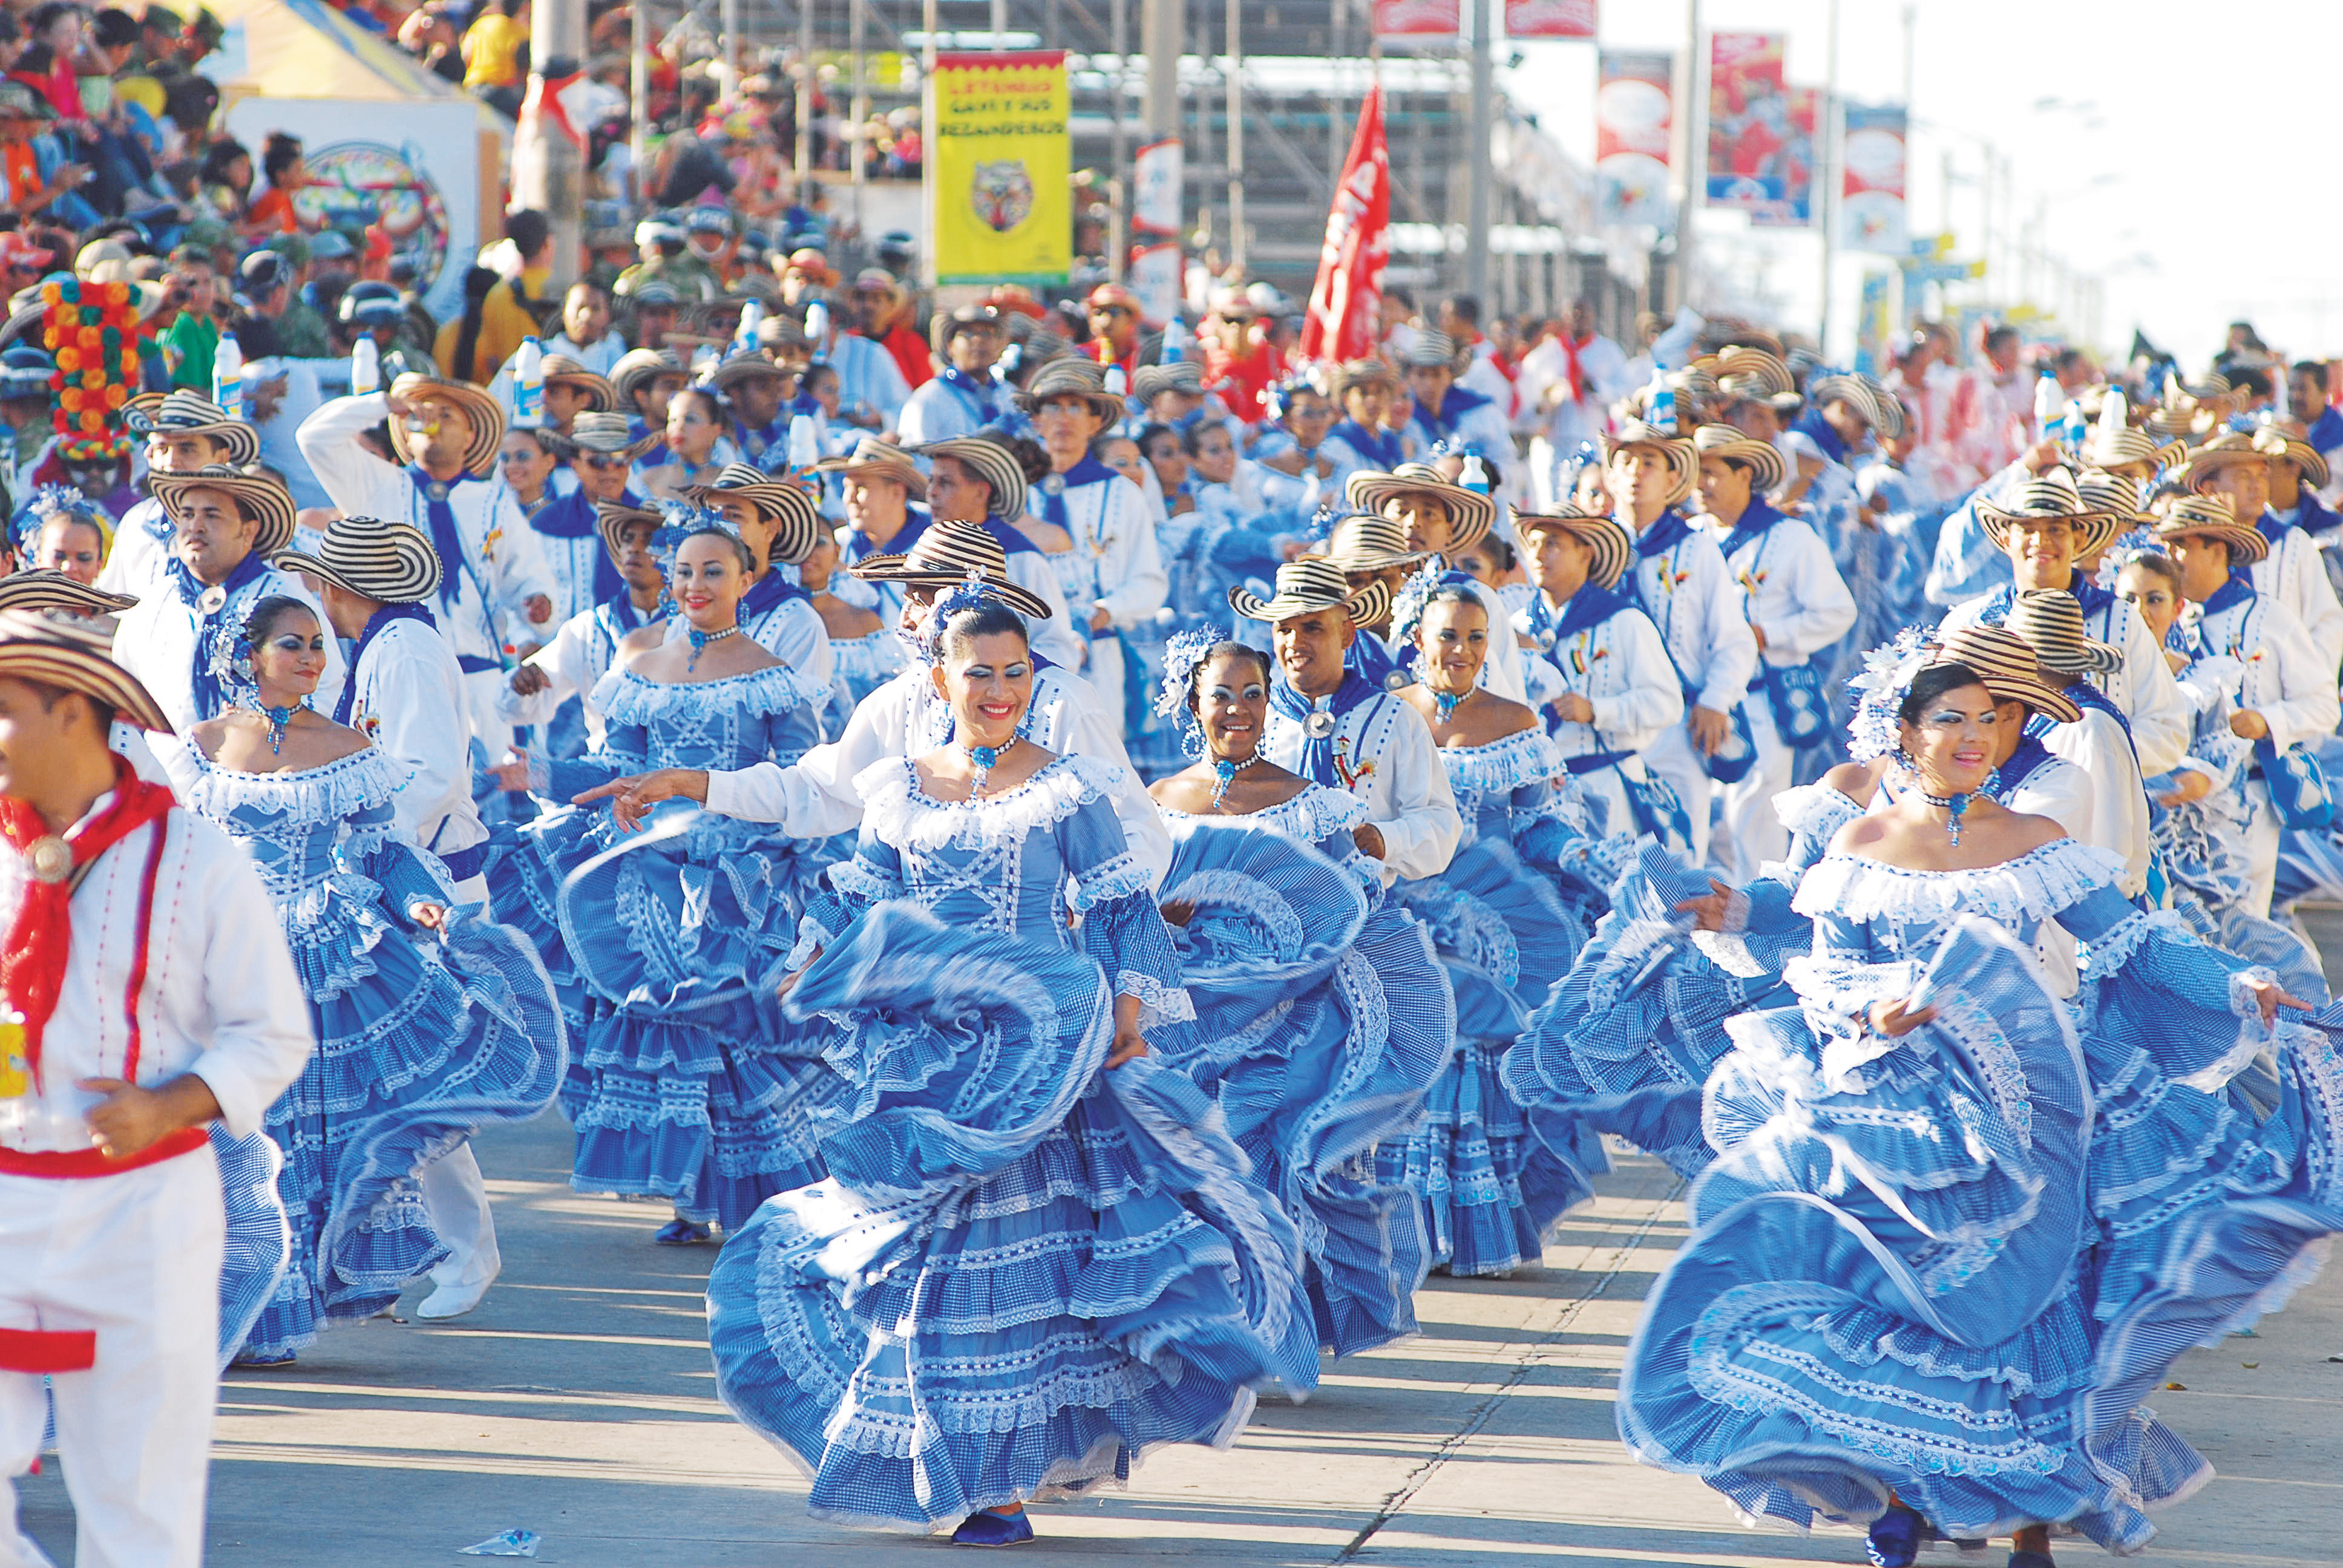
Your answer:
[202,0,489,108]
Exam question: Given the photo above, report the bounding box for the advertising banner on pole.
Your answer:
[1373,0,1460,39]
[1746,85,1818,228]
[1841,102,1910,253]
[1707,33,1799,215]
[1595,50,1674,230]
[1300,86,1391,365]
[931,49,1070,286]
[1502,0,1596,39]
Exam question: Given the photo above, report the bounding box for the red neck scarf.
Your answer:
[1559,332,1593,406]
[0,756,176,1091]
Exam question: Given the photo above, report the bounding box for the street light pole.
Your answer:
[1464,0,1492,304]
[513,0,585,286]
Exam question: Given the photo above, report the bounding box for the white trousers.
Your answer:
[2246,786,2283,921]
[1080,634,1128,740]
[1715,699,1794,883]
[1,1144,224,1568]
[419,1144,500,1292]
[464,667,512,760]
[1643,722,1715,865]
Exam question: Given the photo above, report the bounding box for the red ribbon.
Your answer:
[0,756,176,1092]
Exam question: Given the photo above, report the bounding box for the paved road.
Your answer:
[24,1014,2343,1565]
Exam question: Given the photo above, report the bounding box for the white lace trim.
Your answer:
[1773,782,1863,843]
[1157,868,1306,953]
[1119,968,1197,1030]
[1069,852,1152,913]
[1435,727,1563,796]
[1159,782,1369,844]
[854,753,1127,851]
[591,661,823,728]
[2177,965,2282,1094]
[186,745,405,826]
[2076,907,2197,984]
[1791,839,2123,926]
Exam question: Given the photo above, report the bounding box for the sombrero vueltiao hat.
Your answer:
[1601,417,1697,507]
[1316,511,1436,574]
[271,514,441,605]
[2177,428,2276,490]
[848,519,1053,621]
[557,410,661,463]
[593,500,664,564]
[1864,377,1908,441]
[1343,462,1497,554]
[611,347,689,408]
[1714,345,1803,411]
[541,354,616,411]
[1332,358,1400,400]
[385,372,503,478]
[1400,330,1467,372]
[2079,389,2159,472]
[2150,491,2269,566]
[814,435,928,497]
[0,606,171,730]
[1974,467,2121,558]
[149,464,298,558]
[1929,624,2084,726]
[685,462,824,566]
[1691,423,1786,494]
[122,388,261,465]
[0,569,135,616]
[1011,358,1126,424]
[1514,507,1634,592]
[2261,426,2332,489]
[1228,555,1394,629]
[1806,374,1883,430]
[908,436,1029,523]
[706,351,795,393]
[2002,588,2124,676]
[2077,470,2154,528]
[1131,361,1206,403]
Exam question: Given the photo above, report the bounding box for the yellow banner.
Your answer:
[931,50,1070,285]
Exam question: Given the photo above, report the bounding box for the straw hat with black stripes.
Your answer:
[542,354,616,411]
[0,570,136,617]
[815,436,928,497]
[150,465,299,558]
[1012,358,1126,425]
[272,514,442,605]
[2001,589,2123,676]
[1227,555,1394,630]
[1928,624,2084,726]
[0,606,171,730]
[1601,418,1698,507]
[1514,507,1634,592]
[2149,492,2269,566]
[848,520,1052,621]
[1975,467,2122,558]
[1316,512,1435,575]
[909,437,1029,523]
[685,463,824,567]
[1691,423,1786,495]
[594,500,666,566]
[122,388,261,465]
[386,373,504,478]
[1344,463,1498,554]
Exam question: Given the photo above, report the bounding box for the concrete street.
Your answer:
[23,1006,2343,1566]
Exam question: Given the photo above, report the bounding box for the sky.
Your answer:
[1498,0,2343,368]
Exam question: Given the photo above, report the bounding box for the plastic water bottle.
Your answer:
[1648,368,1676,434]
[1161,315,1190,364]
[1459,451,1490,496]
[786,413,821,470]
[2060,398,2086,454]
[213,336,243,423]
[804,300,829,347]
[689,344,718,376]
[511,336,545,429]
[350,336,381,397]
[2033,366,2060,434]
[734,298,763,355]
[1103,364,1127,399]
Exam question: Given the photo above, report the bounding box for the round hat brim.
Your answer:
[545,370,617,410]
[1226,575,1392,630]
[1010,385,1127,424]
[868,569,1052,622]
[1515,512,1632,591]
[1343,474,1497,554]
[123,411,261,465]
[151,472,297,558]
[387,383,504,477]
[2154,520,2270,566]
[0,570,137,615]
[0,639,171,730]
[270,543,442,605]
[1976,504,2122,560]
[814,452,928,497]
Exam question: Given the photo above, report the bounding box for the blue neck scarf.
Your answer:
[2299,491,2339,537]
[1328,419,1402,469]
[169,550,269,722]
[1719,497,1784,559]
[1630,507,1693,567]
[1792,408,1848,466]
[602,588,658,633]
[849,504,928,566]
[2068,568,2115,620]
[408,465,476,612]
[2256,506,2293,544]
[529,486,637,607]
[1409,385,1489,440]
[1346,630,1402,689]
[979,515,1041,556]
[733,416,787,464]
[1270,670,1379,788]
[936,367,1002,426]
[741,566,811,624]
[1036,455,1119,544]
[2202,570,2256,617]
[1548,581,1629,646]
[1995,730,2056,797]
[333,601,437,725]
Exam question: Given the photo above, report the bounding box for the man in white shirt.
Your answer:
[1690,426,1856,878]
[0,613,312,1568]
[297,373,558,754]
[1605,421,1760,866]
[2002,589,2154,900]
[897,305,1006,446]
[1235,557,1462,886]
[99,390,263,596]
[112,465,346,777]
[274,514,508,1322]
[545,278,629,376]
[2184,428,2343,677]
[571,523,1173,887]
[1518,299,1631,511]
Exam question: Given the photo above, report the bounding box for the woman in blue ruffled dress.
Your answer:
[1372,577,1592,1276]
[180,596,566,1364]
[706,595,1311,1546]
[1619,644,2343,1568]
[1145,630,1449,1358]
[485,520,837,1243]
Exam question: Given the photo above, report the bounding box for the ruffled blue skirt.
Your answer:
[709,903,1309,1528]
[241,893,567,1360]
[1386,840,1585,1275]
[1157,825,1447,1357]
[560,800,845,1228]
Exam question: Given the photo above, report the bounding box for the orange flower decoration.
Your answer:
[79,410,103,433]
[76,325,101,351]
[104,384,127,408]
[80,369,104,390]
[54,347,80,373]
[59,388,81,411]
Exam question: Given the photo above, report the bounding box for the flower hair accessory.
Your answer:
[2096,526,2160,590]
[1156,623,1228,755]
[1844,626,1936,762]
[920,571,1019,664]
[1386,563,1452,651]
[649,498,741,575]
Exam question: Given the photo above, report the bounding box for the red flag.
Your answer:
[1300,87,1390,366]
